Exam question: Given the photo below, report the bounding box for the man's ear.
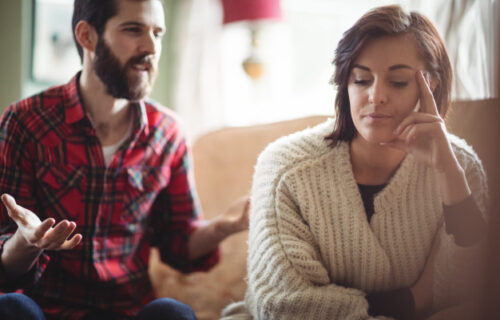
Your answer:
[74,21,98,53]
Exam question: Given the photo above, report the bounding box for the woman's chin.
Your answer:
[358,132,395,145]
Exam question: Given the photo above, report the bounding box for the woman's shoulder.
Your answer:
[256,118,339,173]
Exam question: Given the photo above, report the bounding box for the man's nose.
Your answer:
[368,80,388,105]
[139,31,160,55]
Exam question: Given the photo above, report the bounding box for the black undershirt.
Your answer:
[357,183,386,221]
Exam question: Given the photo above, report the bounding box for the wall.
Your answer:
[0,0,31,110]
[0,0,177,112]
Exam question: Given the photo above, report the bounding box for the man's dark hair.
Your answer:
[72,0,119,62]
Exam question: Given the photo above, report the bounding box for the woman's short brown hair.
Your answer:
[326,5,453,146]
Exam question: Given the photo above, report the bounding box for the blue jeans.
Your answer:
[0,293,197,320]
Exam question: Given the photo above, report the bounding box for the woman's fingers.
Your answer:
[403,122,439,144]
[386,122,442,151]
[394,112,441,136]
[417,70,440,116]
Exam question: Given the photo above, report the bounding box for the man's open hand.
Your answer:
[1,194,82,251]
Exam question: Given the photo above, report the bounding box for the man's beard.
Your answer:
[93,38,157,101]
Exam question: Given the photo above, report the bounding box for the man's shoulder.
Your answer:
[143,99,186,135]
[144,99,179,122]
[144,99,178,121]
[3,83,66,123]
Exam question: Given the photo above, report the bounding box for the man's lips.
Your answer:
[131,62,151,71]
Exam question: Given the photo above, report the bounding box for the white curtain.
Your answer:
[409,0,499,99]
[169,0,225,140]
[169,0,499,140]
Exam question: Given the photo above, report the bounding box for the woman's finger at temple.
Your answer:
[417,70,440,116]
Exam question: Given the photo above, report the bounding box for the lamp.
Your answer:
[221,0,282,80]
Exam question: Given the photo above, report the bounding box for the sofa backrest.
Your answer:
[149,99,499,320]
[445,98,500,197]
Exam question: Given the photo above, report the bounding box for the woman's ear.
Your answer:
[74,21,98,53]
[430,77,438,92]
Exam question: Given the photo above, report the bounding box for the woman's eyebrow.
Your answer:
[352,64,414,72]
[352,64,370,71]
[389,64,413,71]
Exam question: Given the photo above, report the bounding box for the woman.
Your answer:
[222,5,488,320]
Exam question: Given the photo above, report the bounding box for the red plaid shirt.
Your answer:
[0,73,219,319]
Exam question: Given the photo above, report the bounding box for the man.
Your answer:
[0,0,249,319]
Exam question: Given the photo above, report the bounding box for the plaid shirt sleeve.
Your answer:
[149,128,219,273]
[0,104,51,291]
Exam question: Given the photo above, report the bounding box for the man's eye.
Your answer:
[391,81,408,88]
[124,27,141,33]
[154,31,164,39]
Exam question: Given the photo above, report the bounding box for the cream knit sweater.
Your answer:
[222,119,488,320]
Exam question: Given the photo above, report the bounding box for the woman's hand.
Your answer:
[1,194,82,251]
[384,71,457,173]
[385,71,472,205]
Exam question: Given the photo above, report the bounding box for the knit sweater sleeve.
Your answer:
[433,135,489,310]
[243,139,382,320]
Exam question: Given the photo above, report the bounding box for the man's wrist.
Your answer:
[213,217,234,240]
[11,229,42,254]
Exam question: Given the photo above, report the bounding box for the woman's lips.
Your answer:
[363,113,392,121]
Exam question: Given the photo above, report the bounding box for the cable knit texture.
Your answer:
[221,119,488,320]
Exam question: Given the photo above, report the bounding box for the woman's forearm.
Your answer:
[435,161,471,206]
[436,162,486,245]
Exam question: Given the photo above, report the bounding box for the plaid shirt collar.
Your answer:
[62,72,150,137]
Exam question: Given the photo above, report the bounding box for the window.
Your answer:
[31,0,79,84]
[219,0,409,126]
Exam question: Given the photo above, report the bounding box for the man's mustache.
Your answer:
[127,55,155,71]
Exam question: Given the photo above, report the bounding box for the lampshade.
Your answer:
[221,0,282,24]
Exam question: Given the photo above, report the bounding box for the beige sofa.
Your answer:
[149,99,499,320]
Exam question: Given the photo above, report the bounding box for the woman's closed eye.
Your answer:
[354,79,371,86]
[391,81,408,88]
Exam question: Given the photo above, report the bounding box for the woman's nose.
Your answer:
[368,80,388,105]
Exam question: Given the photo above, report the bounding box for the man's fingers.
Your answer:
[1,194,23,221]
[416,70,440,116]
[1,194,41,228]
[1,193,16,208]
[59,233,83,250]
[38,220,73,249]
[33,218,56,240]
